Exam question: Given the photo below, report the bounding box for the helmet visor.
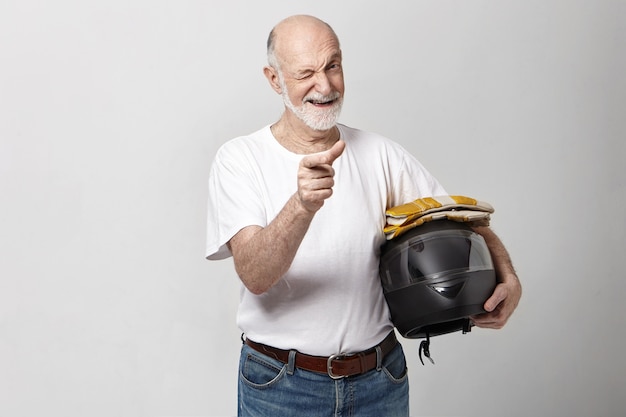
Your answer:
[380,228,493,292]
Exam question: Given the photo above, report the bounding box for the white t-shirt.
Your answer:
[206,124,446,356]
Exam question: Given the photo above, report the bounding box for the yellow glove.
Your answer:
[384,195,494,240]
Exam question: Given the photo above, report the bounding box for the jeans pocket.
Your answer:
[240,351,286,389]
[382,345,409,383]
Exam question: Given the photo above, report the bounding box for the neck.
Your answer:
[271,112,339,154]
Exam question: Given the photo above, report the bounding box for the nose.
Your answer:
[314,71,332,95]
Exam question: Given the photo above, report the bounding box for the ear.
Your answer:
[263,66,282,95]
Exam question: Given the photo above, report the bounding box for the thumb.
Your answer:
[484,284,507,312]
[322,139,345,165]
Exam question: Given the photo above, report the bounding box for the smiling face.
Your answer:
[265,16,345,132]
[278,69,343,132]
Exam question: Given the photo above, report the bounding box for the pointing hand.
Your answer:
[296,140,346,213]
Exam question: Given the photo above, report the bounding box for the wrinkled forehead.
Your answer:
[275,29,342,72]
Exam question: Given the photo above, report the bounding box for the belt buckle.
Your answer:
[327,353,346,379]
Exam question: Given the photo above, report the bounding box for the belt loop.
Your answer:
[287,350,297,375]
[375,345,382,371]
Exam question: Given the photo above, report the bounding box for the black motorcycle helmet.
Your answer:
[379,220,496,339]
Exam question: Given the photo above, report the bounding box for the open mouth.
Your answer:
[307,98,336,107]
[304,93,340,107]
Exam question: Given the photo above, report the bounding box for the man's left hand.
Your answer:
[471,273,522,329]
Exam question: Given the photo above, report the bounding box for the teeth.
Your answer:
[305,96,338,105]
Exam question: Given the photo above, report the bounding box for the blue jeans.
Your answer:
[238,341,409,417]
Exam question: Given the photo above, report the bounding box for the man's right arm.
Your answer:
[227,140,345,294]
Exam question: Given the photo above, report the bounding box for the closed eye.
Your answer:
[295,71,314,80]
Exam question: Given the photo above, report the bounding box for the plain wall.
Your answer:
[1,1,624,416]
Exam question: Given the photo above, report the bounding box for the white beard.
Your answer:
[279,77,343,131]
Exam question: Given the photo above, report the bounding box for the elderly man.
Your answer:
[206,15,521,416]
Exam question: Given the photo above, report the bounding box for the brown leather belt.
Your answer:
[244,331,398,379]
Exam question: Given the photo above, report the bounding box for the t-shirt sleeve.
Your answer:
[205,144,267,260]
[389,149,447,208]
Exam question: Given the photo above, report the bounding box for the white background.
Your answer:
[1,1,625,416]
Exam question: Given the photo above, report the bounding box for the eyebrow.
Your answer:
[328,51,342,63]
[292,51,343,77]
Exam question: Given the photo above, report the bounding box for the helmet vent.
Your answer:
[428,280,466,299]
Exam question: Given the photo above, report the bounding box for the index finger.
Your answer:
[302,140,346,168]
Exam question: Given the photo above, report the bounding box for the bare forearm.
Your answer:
[471,225,522,328]
[229,194,315,294]
[473,226,517,282]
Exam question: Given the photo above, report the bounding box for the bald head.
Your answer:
[267,15,340,71]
